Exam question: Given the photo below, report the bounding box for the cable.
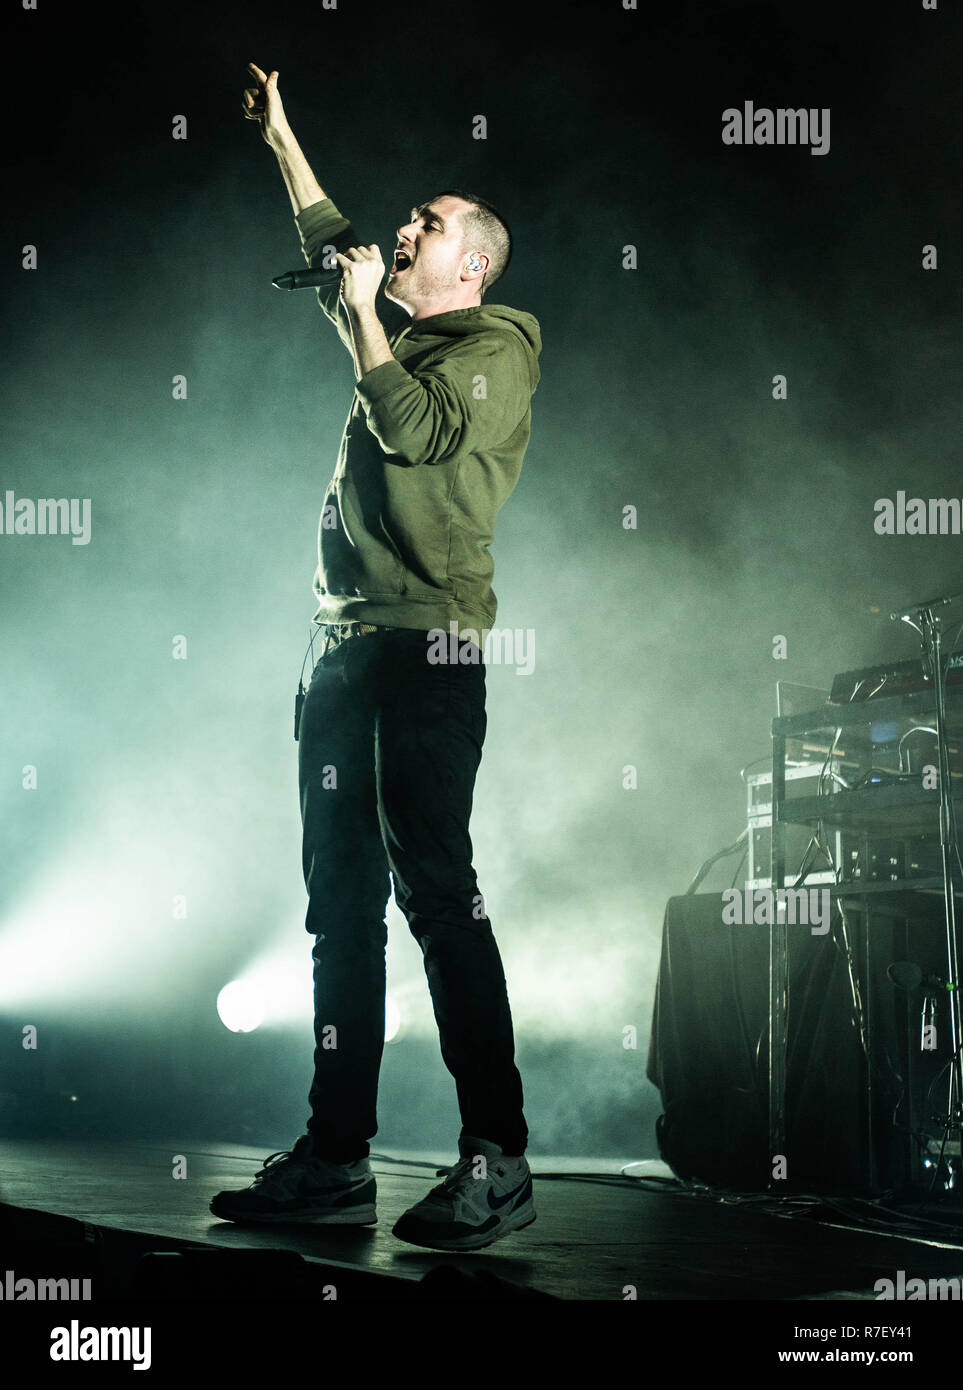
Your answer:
[818,727,843,799]
[898,725,938,771]
[795,804,904,1112]
[298,623,323,687]
[294,624,327,740]
[684,828,748,895]
[728,844,748,890]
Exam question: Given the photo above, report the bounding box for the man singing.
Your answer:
[211,64,541,1252]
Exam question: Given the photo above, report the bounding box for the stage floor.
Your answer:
[4,1138,963,1301]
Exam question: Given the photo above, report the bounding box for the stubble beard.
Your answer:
[385,263,453,315]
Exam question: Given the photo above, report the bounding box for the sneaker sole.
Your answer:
[392,1204,536,1252]
[209,1200,377,1226]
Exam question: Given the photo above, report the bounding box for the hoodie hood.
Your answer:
[401,304,541,391]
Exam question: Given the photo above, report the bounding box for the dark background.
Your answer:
[1,0,960,1157]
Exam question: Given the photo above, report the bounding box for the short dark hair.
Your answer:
[430,188,513,296]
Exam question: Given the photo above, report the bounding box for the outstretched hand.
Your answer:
[242,63,289,145]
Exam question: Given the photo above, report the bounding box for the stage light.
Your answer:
[217,981,264,1033]
[240,960,307,1025]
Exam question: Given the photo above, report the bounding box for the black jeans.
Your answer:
[297,626,528,1162]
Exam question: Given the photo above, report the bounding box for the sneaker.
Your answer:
[209,1136,376,1226]
[392,1135,535,1252]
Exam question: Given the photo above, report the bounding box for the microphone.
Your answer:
[889,592,956,621]
[272,266,342,290]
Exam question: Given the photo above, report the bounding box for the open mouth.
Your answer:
[391,247,413,275]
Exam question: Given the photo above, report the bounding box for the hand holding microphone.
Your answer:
[335,246,385,314]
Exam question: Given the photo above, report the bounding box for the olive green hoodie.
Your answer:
[294,197,541,635]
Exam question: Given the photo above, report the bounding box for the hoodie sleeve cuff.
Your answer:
[295,198,353,266]
[355,358,412,407]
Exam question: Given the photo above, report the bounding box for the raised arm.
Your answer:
[242,62,358,352]
[242,63,326,215]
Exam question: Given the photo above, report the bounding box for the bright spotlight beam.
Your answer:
[217,980,265,1033]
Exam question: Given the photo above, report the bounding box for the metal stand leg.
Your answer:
[769,726,788,1181]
